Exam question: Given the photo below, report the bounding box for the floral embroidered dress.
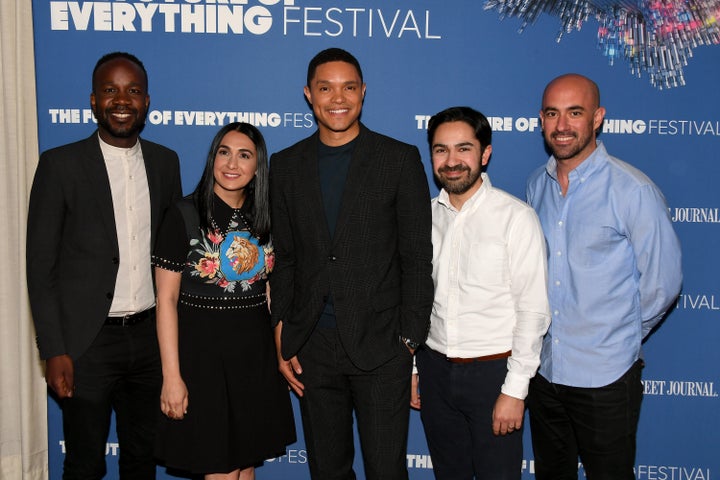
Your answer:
[153,194,295,474]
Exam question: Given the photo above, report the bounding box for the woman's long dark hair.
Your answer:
[192,122,270,245]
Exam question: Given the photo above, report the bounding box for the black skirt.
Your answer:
[155,302,296,474]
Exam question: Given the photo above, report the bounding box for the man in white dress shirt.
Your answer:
[411,106,550,480]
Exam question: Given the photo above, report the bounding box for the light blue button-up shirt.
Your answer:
[526,142,682,387]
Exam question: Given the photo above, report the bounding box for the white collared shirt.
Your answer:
[99,135,154,315]
[427,173,550,399]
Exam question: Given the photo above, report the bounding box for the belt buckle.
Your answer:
[121,314,132,326]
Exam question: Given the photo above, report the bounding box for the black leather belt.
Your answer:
[105,308,155,326]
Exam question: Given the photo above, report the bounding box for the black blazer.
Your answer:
[26,132,182,360]
[269,124,433,371]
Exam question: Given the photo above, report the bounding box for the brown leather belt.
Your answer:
[446,350,512,364]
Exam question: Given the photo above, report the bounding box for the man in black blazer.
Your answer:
[26,52,182,479]
[270,48,433,480]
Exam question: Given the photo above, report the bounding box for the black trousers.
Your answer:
[527,360,643,480]
[61,316,161,480]
[416,347,523,480]
[296,326,413,480]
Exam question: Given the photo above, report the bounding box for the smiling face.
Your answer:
[431,121,491,209]
[90,57,149,148]
[304,60,366,146]
[540,74,605,169]
[212,131,258,207]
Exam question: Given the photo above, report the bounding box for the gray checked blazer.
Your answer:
[269,124,433,371]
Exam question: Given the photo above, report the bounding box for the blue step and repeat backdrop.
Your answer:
[31,0,719,479]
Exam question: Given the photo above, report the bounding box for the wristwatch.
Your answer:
[401,336,420,350]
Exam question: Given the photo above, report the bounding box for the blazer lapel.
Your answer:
[140,139,161,238]
[81,134,119,250]
[299,135,333,245]
[332,126,371,246]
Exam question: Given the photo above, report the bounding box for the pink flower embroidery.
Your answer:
[266,253,275,273]
[207,231,223,245]
[195,253,220,279]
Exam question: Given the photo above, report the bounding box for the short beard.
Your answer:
[546,130,594,161]
[96,109,146,139]
[437,166,482,195]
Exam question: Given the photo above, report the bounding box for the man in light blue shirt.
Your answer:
[526,73,682,480]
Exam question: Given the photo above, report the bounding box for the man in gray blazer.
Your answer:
[269,47,434,480]
[27,52,182,479]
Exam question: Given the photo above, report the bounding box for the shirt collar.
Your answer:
[545,141,608,183]
[98,133,142,157]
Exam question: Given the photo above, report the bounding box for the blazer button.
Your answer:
[106,292,113,300]
[327,255,337,261]
[112,257,119,264]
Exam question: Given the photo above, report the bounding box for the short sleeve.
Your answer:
[152,204,190,272]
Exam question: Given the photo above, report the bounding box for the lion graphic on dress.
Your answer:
[225,235,259,275]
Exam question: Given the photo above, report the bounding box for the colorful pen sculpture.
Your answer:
[484,0,720,88]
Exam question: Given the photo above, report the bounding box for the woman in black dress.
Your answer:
[154,122,295,479]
